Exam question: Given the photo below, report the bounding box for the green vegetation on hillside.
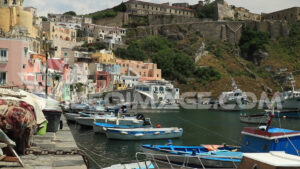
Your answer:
[114,36,221,84]
[74,41,108,52]
[239,27,270,64]
[63,11,77,16]
[195,1,215,19]
[86,3,126,20]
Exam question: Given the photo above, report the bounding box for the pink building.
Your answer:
[0,38,29,87]
[115,59,162,81]
[23,54,46,92]
[95,71,111,93]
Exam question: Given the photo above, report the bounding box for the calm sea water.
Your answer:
[68,109,300,169]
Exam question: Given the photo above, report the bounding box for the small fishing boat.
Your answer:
[93,118,151,134]
[241,112,300,156]
[64,113,80,122]
[94,114,145,126]
[105,127,183,140]
[104,161,154,169]
[240,113,269,124]
[142,143,242,168]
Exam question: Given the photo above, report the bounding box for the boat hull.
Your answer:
[105,128,183,140]
[240,114,269,124]
[143,149,240,168]
[64,113,80,122]
[75,117,94,127]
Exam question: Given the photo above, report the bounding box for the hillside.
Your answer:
[115,22,300,98]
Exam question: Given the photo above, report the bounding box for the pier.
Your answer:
[0,116,87,169]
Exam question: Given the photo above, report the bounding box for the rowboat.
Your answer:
[105,127,183,140]
[240,113,269,124]
[64,113,80,122]
[93,121,149,134]
[141,143,242,168]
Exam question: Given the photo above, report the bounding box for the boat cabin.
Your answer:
[238,152,300,169]
[241,126,300,156]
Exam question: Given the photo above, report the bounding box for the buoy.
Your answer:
[156,124,161,128]
[283,116,287,119]
[121,131,128,135]
[154,132,160,135]
[135,133,144,137]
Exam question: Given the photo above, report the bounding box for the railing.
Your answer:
[135,152,239,169]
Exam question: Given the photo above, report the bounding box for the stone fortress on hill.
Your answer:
[93,0,298,45]
[94,0,299,27]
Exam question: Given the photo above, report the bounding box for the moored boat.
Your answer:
[240,113,269,124]
[64,113,80,122]
[93,119,150,133]
[105,127,183,140]
[141,143,242,168]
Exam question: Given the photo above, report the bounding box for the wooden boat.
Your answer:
[141,151,241,168]
[64,113,80,122]
[104,161,154,169]
[238,151,300,169]
[93,121,149,134]
[76,113,145,127]
[240,113,269,124]
[142,143,242,168]
[105,127,183,140]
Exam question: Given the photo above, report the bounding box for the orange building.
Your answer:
[116,59,162,81]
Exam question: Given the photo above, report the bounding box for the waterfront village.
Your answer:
[0,0,299,168]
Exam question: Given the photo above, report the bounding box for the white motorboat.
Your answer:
[219,78,248,111]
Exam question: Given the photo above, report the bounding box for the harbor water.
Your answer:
[68,109,300,169]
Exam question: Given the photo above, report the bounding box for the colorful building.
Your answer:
[42,21,77,42]
[92,49,116,64]
[0,0,40,38]
[116,59,162,81]
[0,38,29,86]
[23,54,46,92]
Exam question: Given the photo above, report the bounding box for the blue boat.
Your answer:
[142,143,242,168]
[241,126,300,156]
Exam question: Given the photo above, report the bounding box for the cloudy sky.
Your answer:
[24,0,299,16]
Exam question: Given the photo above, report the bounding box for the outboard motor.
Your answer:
[136,113,145,120]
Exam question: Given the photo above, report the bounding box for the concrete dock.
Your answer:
[0,116,87,169]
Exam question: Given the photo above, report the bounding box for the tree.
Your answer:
[40,16,48,21]
[239,27,269,62]
[63,11,77,16]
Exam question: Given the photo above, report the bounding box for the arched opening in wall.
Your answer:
[60,36,63,40]
[12,0,16,5]
[4,0,8,4]
[66,37,70,41]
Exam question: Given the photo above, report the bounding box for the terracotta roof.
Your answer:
[48,59,66,72]
[127,0,193,11]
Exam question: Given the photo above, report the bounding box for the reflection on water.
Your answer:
[68,109,300,168]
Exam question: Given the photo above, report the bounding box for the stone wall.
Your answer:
[262,7,300,23]
[94,12,128,27]
[127,20,290,44]
[147,15,201,25]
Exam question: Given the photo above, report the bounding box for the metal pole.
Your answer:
[45,49,48,98]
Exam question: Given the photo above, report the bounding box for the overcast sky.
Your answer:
[24,0,300,16]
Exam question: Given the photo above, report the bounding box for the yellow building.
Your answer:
[42,22,77,42]
[0,0,39,38]
[92,49,116,64]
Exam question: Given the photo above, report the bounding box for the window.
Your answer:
[4,0,7,4]
[0,72,7,84]
[12,0,16,5]
[0,49,8,62]
[64,52,68,57]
